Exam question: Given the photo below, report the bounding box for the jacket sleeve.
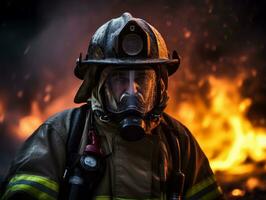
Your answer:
[1,123,67,200]
[179,126,224,200]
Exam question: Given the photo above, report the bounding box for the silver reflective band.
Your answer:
[84,156,97,167]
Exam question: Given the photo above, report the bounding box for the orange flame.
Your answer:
[16,102,43,139]
[14,76,266,175]
[14,86,77,139]
[0,101,5,123]
[167,75,266,174]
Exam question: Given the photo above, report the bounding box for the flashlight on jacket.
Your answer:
[68,130,105,200]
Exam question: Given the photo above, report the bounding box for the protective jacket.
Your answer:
[0,105,224,200]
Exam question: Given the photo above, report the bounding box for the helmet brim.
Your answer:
[75,58,180,80]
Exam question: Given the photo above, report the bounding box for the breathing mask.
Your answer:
[103,67,157,141]
[74,13,181,141]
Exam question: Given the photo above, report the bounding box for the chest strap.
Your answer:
[161,123,185,200]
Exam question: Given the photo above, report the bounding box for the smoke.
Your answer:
[0,0,265,179]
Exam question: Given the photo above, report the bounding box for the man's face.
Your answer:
[103,67,157,114]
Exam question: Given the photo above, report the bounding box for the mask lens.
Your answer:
[104,67,157,114]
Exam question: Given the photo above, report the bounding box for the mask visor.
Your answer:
[104,67,157,114]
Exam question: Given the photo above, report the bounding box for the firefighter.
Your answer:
[0,13,224,200]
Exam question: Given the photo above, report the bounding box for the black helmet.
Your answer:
[74,12,180,103]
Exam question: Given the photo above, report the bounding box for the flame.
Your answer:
[16,101,43,139]
[0,101,5,123]
[14,86,77,139]
[167,75,266,174]
[246,177,260,191]
[13,74,266,175]
[231,189,245,197]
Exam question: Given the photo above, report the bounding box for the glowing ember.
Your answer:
[231,188,245,197]
[0,102,5,123]
[17,90,24,98]
[184,30,191,39]
[167,75,266,174]
[43,85,53,103]
[45,84,53,93]
[246,177,260,191]
[43,94,51,102]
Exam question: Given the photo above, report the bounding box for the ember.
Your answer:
[0,102,5,123]
[231,189,245,197]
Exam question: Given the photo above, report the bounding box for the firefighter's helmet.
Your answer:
[74,12,180,103]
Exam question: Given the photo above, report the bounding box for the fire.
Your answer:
[16,101,43,139]
[0,101,5,123]
[231,188,245,197]
[14,85,77,139]
[184,30,191,39]
[167,75,266,174]
[246,177,260,191]
[13,74,266,175]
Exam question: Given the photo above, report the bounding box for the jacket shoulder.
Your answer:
[161,113,222,199]
[42,104,88,141]
[161,112,190,137]
[161,112,204,155]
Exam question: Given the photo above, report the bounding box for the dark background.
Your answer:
[0,0,266,198]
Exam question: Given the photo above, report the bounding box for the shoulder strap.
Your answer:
[59,103,89,199]
[161,120,185,200]
[66,104,89,169]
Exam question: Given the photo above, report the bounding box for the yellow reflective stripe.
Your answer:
[200,186,223,200]
[95,196,112,200]
[160,192,167,200]
[185,175,217,198]
[9,174,58,192]
[2,184,55,200]
[1,174,58,200]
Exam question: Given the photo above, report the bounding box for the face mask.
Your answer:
[103,67,157,141]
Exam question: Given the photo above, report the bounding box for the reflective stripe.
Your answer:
[200,186,223,200]
[2,174,58,200]
[9,174,58,192]
[8,180,58,197]
[160,192,167,200]
[2,184,56,200]
[95,196,112,200]
[185,175,222,199]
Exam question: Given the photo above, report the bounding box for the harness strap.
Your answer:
[59,104,89,199]
[161,123,185,200]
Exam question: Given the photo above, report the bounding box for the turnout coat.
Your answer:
[0,105,223,200]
